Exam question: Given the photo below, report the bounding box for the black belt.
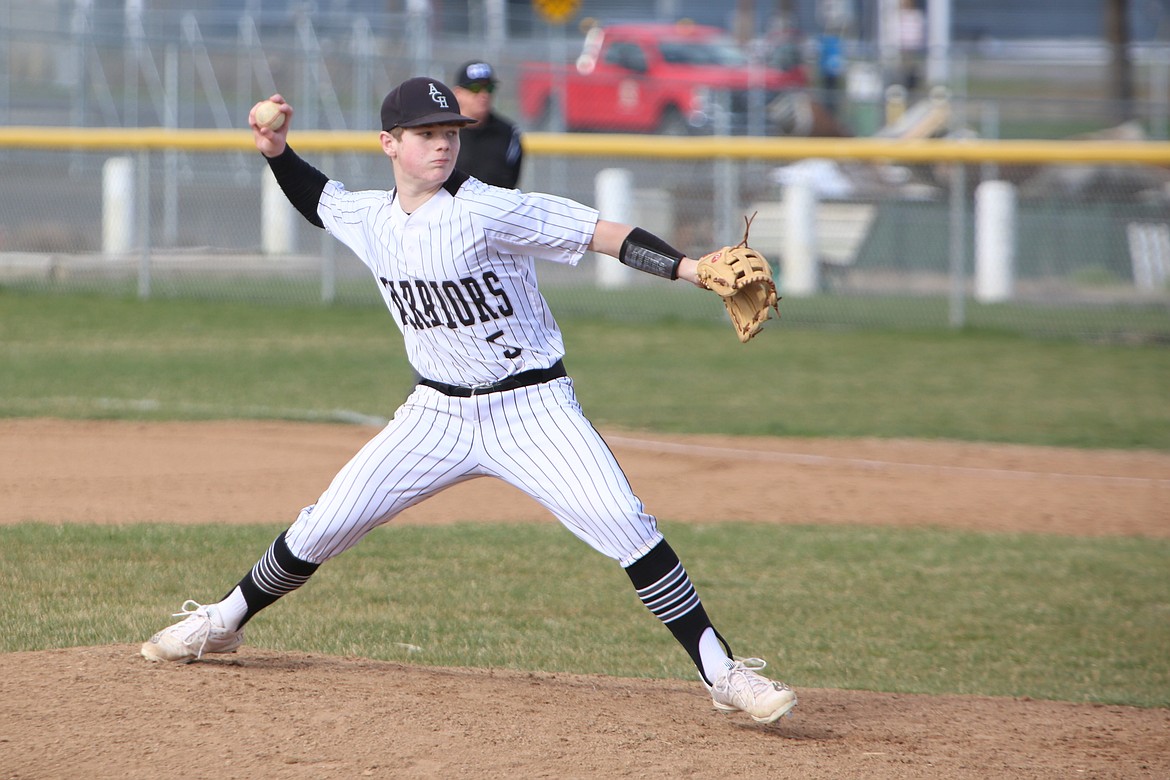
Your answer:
[418,360,566,397]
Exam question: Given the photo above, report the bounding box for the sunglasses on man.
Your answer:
[464,82,495,94]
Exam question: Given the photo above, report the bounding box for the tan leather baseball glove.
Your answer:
[695,215,781,343]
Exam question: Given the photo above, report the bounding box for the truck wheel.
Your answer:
[657,107,690,136]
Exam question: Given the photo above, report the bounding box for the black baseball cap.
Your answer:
[455,61,497,88]
[380,77,476,131]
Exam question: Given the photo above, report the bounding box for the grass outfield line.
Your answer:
[2,522,1167,709]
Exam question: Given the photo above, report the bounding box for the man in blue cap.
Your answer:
[452,60,524,189]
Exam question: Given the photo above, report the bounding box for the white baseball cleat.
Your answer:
[140,600,244,663]
[705,658,798,723]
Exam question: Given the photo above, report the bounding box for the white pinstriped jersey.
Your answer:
[279,170,663,568]
[318,175,598,386]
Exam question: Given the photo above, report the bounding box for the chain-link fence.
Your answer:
[4,3,1170,139]
[1,129,1167,341]
[1,4,1168,340]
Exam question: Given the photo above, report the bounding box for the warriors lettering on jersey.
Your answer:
[379,271,514,331]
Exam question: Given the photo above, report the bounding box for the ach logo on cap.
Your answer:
[428,83,449,109]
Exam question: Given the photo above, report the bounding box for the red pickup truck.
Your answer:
[518,22,808,135]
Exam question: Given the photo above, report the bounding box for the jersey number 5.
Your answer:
[486,330,522,359]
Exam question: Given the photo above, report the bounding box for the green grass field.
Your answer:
[2,522,1167,708]
[1,290,1167,707]
[2,290,1167,448]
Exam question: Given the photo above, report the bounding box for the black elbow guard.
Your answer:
[618,227,684,280]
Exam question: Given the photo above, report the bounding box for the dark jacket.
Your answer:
[456,112,523,189]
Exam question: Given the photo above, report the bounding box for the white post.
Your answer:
[407,0,432,77]
[926,0,951,87]
[595,168,635,288]
[102,156,135,257]
[484,0,506,61]
[974,180,1016,303]
[262,166,297,255]
[878,0,902,85]
[782,182,819,297]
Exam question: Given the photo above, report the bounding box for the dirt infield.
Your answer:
[2,419,1168,779]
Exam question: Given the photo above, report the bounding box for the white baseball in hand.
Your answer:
[254,100,285,130]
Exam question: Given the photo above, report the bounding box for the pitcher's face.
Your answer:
[382,124,461,188]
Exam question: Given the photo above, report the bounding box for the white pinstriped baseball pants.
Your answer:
[283,377,665,567]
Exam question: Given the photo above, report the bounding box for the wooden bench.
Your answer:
[748,200,877,291]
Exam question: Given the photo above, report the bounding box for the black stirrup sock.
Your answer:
[624,539,724,685]
[228,530,319,627]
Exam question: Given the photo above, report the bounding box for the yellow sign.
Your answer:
[532,0,579,25]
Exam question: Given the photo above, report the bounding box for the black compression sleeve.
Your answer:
[263,145,327,229]
[618,227,684,280]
